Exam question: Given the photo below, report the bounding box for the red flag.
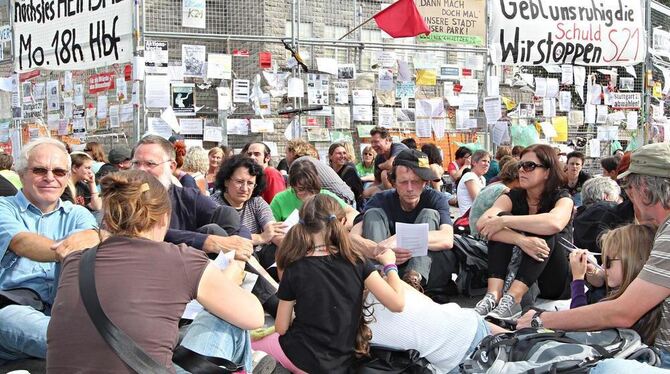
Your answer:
[373,0,430,38]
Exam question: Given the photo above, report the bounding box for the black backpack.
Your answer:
[461,328,660,373]
[452,234,489,296]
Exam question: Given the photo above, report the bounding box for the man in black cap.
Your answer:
[95,146,131,180]
[350,149,456,294]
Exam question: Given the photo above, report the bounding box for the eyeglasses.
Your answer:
[131,160,172,169]
[31,167,69,178]
[231,179,256,190]
[604,257,621,270]
[518,161,547,172]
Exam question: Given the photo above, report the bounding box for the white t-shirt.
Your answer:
[367,289,480,373]
[456,172,486,216]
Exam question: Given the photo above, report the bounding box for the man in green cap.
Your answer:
[517,142,670,371]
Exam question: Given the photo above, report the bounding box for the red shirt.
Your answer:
[262,166,286,204]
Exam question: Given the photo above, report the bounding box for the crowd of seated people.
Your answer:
[2,136,670,374]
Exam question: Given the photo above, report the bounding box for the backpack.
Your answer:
[461,327,660,374]
[452,234,488,296]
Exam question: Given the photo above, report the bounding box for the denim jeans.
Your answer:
[0,305,50,364]
[589,347,670,373]
[175,310,253,373]
[448,316,490,374]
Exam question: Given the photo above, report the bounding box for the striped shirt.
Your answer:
[210,192,274,235]
[639,216,670,351]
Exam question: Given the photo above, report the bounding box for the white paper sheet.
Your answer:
[492,121,510,145]
[160,106,180,133]
[207,53,232,80]
[145,75,171,108]
[460,94,478,110]
[216,86,232,110]
[147,117,173,139]
[540,122,557,138]
[487,75,500,96]
[377,68,395,91]
[333,81,349,104]
[283,209,300,231]
[396,223,429,257]
[352,90,373,105]
[307,74,330,105]
[316,58,338,75]
[233,80,250,103]
[180,118,203,135]
[534,77,547,97]
[353,105,373,122]
[574,66,586,102]
[626,111,638,130]
[585,104,596,124]
[596,105,608,124]
[378,107,394,128]
[397,60,412,82]
[227,118,249,135]
[120,103,133,122]
[561,65,574,85]
[96,96,108,119]
[589,139,601,158]
[287,78,304,98]
[559,91,572,112]
[250,119,274,133]
[483,96,502,124]
[546,78,559,98]
[460,78,478,94]
[203,125,222,142]
[543,98,556,118]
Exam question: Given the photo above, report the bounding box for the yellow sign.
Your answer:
[417,0,486,46]
[416,69,437,86]
[552,116,568,142]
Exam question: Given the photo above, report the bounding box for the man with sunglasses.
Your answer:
[517,143,670,372]
[0,138,97,363]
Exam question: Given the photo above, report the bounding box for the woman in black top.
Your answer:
[474,144,574,321]
[328,143,364,209]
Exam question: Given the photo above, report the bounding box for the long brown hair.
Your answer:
[600,224,661,345]
[277,194,363,269]
[100,170,171,237]
[84,142,108,163]
[520,144,567,203]
[276,194,371,355]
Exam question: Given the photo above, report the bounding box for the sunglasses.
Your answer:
[518,161,547,172]
[604,257,621,270]
[31,167,69,178]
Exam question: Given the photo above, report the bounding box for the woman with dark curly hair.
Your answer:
[211,154,285,247]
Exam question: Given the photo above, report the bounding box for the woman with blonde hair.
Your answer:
[47,170,264,372]
[206,147,225,193]
[356,146,376,185]
[569,224,660,345]
[182,146,210,195]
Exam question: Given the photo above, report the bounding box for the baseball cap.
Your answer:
[108,146,131,165]
[393,149,437,181]
[618,143,670,180]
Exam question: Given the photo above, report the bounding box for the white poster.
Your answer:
[489,0,645,66]
[180,118,203,135]
[145,40,169,74]
[145,75,171,108]
[182,0,206,29]
[13,0,133,72]
[207,54,232,80]
[182,45,207,78]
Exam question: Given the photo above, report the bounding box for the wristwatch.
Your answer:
[531,310,544,328]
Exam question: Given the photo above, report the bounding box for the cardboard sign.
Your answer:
[418,0,486,46]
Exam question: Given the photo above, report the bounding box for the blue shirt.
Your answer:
[0,191,97,304]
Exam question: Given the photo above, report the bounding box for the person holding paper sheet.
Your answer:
[350,149,456,294]
[47,170,264,373]
[475,144,574,322]
[456,150,491,218]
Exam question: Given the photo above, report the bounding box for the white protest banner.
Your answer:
[489,0,645,66]
[418,0,486,46]
[182,0,206,29]
[13,0,133,72]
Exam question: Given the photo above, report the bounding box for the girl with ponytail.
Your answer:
[252,194,405,373]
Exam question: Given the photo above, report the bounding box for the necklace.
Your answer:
[312,244,332,253]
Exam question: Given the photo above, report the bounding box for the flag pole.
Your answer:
[338,15,376,40]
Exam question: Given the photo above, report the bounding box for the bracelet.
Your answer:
[383,264,398,275]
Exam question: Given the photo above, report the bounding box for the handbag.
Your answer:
[79,245,243,373]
